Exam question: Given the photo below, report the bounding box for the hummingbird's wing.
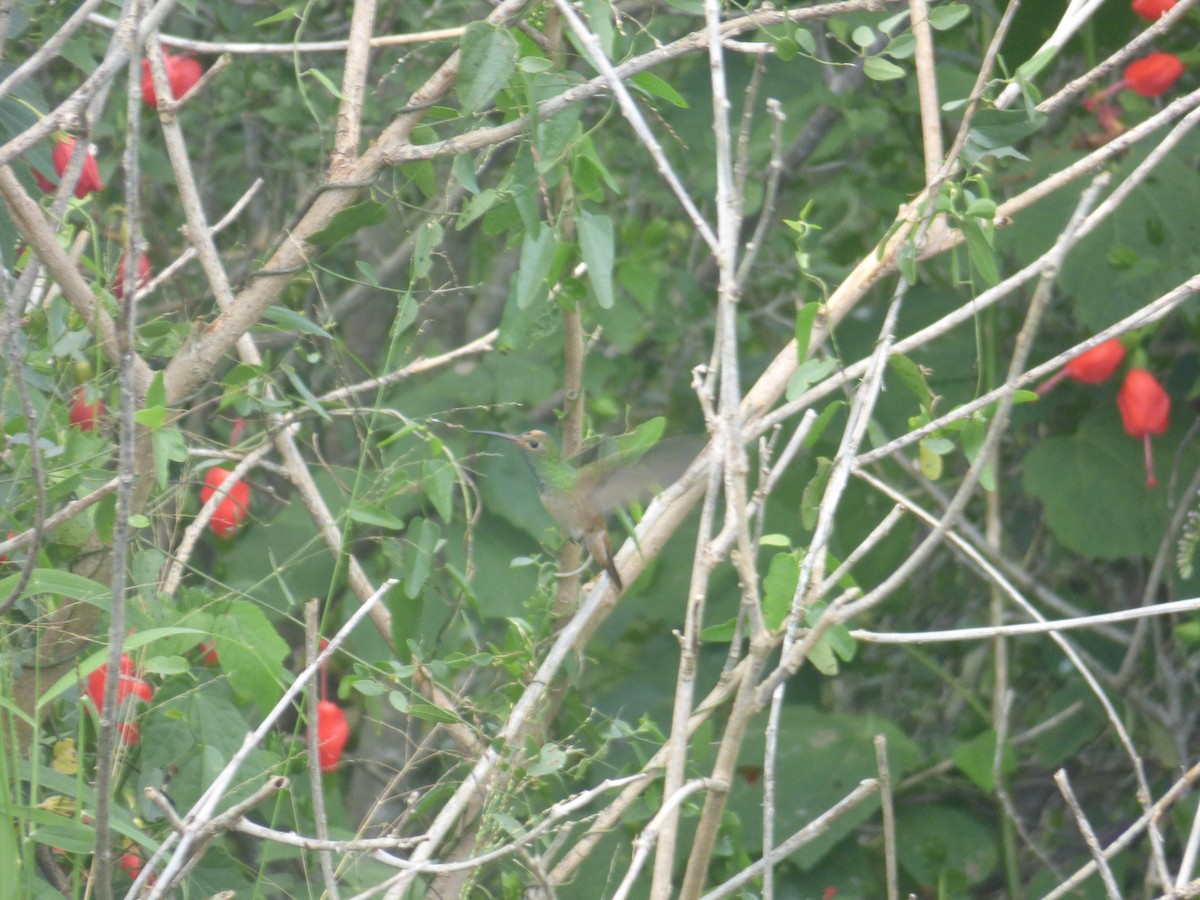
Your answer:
[586,434,705,515]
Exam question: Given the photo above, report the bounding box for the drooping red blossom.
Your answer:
[141,51,203,107]
[86,655,154,744]
[114,253,151,300]
[1036,338,1127,395]
[199,467,251,538]
[315,700,350,772]
[1124,52,1185,98]
[33,137,104,199]
[1132,0,1177,20]
[69,386,105,431]
[1117,368,1170,488]
[198,641,219,666]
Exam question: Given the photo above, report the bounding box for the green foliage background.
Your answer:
[1,0,1199,897]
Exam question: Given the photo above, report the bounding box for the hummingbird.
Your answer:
[473,429,627,591]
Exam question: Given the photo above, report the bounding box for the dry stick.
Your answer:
[134,177,264,300]
[767,171,1106,692]
[850,469,1183,890]
[91,25,144,897]
[147,30,419,693]
[1046,763,1200,900]
[993,687,1060,880]
[0,0,107,103]
[613,779,718,900]
[875,735,899,900]
[305,600,340,900]
[674,0,768,893]
[159,443,272,596]
[1117,460,1200,686]
[847,596,1200,645]
[547,0,716,251]
[131,580,394,898]
[89,12,466,54]
[908,0,943,183]
[0,167,154,392]
[1055,768,1123,900]
[1014,0,1199,117]
[1180,799,1200,890]
[699,778,880,900]
[0,0,178,166]
[330,0,375,173]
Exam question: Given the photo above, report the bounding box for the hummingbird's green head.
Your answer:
[473,429,558,459]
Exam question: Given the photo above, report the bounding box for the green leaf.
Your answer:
[953,729,1017,794]
[348,503,406,530]
[422,458,456,523]
[851,26,877,48]
[215,602,289,711]
[960,418,995,491]
[888,353,935,413]
[803,400,845,448]
[928,3,971,30]
[151,427,188,489]
[263,305,332,338]
[515,222,557,309]
[629,72,688,108]
[356,259,381,286]
[582,0,615,56]
[762,552,799,630]
[409,702,462,724]
[794,301,820,363]
[301,67,344,100]
[577,210,615,309]
[961,217,1000,287]
[1023,405,1192,559]
[308,200,387,248]
[413,221,443,279]
[457,21,519,113]
[452,153,480,194]
[254,7,300,26]
[785,357,837,402]
[895,805,997,888]
[864,56,906,81]
[801,457,832,531]
[405,517,441,598]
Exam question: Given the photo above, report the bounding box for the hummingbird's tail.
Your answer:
[587,530,624,592]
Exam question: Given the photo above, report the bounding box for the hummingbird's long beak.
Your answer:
[471,429,522,443]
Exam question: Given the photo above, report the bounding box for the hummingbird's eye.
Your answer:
[528,440,541,449]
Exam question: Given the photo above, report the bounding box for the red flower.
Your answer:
[198,641,219,666]
[86,654,154,744]
[33,137,104,199]
[199,467,251,538]
[1117,368,1170,488]
[1124,52,1185,98]
[141,51,203,108]
[315,700,350,772]
[114,253,151,300]
[69,386,105,431]
[1037,338,1126,395]
[1132,0,1177,20]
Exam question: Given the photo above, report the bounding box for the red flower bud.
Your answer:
[1131,0,1177,20]
[199,467,251,538]
[315,700,350,772]
[86,654,154,744]
[1124,52,1185,98]
[141,51,203,108]
[69,386,105,431]
[114,253,151,300]
[1037,338,1127,394]
[33,138,104,199]
[198,641,219,666]
[1117,368,1170,488]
